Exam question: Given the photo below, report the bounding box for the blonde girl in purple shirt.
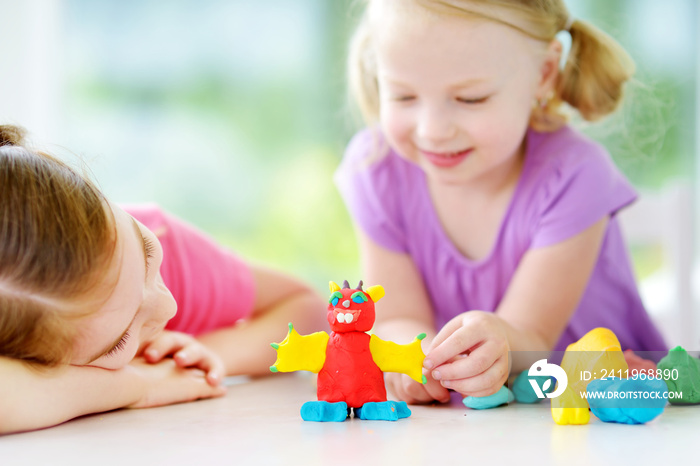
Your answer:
[336,0,666,405]
[0,125,326,434]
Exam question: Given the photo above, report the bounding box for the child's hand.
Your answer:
[424,311,510,397]
[140,330,225,386]
[385,371,451,405]
[126,357,226,409]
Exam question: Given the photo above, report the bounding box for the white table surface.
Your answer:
[1,373,697,465]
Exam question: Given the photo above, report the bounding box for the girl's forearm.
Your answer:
[0,357,143,434]
[498,319,554,374]
[373,317,436,344]
[0,356,226,434]
[197,288,327,376]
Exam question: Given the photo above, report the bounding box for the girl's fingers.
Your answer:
[173,344,202,367]
[203,356,226,387]
[206,371,222,387]
[386,373,436,404]
[431,339,502,381]
[401,379,433,403]
[437,355,509,397]
[143,333,187,362]
[420,375,451,403]
[128,360,227,409]
[385,373,412,403]
[425,312,508,374]
[425,325,483,372]
[384,373,401,399]
[399,373,450,404]
[174,344,225,387]
[143,332,225,387]
[426,316,466,353]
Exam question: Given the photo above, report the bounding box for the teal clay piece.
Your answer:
[657,346,700,404]
[300,401,349,422]
[587,376,667,424]
[512,371,553,403]
[354,401,411,421]
[301,400,411,421]
[463,386,514,409]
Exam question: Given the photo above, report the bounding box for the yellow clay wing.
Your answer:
[370,333,427,384]
[270,323,329,374]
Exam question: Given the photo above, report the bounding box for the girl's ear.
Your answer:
[535,39,562,100]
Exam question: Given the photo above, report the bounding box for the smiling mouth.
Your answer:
[333,308,360,324]
[420,148,472,167]
[423,149,470,156]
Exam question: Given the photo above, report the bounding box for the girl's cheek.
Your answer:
[381,108,411,139]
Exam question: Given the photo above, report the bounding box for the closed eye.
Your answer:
[104,331,130,358]
[143,235,156,275]
[144,237,156,260]
[391,95,416,102]
[456,96,490,104]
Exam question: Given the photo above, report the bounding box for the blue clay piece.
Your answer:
[300,401,349,422]
[512,371,554,403]
[587,376,667,424]
[463,386,514,409]
[354,401,411,421]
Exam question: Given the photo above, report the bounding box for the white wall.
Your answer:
[0,0,63,142]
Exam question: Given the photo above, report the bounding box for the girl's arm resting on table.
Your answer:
[357,230,450,404]
[0,356,225,434]
[197,264,327,377]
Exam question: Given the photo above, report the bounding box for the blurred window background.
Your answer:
[0,0,697,348]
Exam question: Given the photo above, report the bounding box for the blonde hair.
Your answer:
[0,125,116,366]
[348,0,635,131]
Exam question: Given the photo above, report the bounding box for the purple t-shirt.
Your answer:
[335,126,667,352]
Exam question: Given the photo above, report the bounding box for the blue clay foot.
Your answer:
[354,401,411,421]
[300,401,349,422]
[463,386,515,409]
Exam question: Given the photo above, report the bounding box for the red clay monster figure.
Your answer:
[270,280,426,421]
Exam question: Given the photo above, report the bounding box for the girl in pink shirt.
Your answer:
[0,125,326,434]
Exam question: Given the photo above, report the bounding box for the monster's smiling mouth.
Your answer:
[333,308,361,324]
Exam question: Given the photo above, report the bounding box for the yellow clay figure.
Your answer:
[551,327,628,425]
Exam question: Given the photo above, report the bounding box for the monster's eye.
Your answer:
[351,291,368,304]
[329,291,343,307]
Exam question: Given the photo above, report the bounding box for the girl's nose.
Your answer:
[416,104,456,142]
[145,275,177,327]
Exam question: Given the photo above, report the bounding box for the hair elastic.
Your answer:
[563,16,575,31]
[555,17,574,71]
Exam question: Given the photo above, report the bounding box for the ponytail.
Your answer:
[557,19,635,121]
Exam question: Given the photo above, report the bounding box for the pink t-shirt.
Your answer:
[125,205,255,336]
[335,126,667,352]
